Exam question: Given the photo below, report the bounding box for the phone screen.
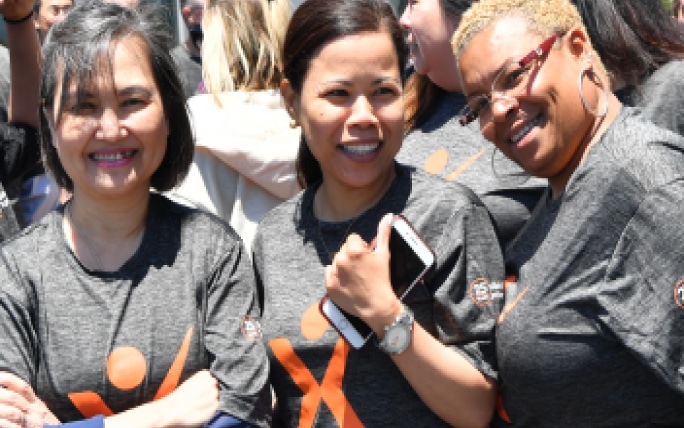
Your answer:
[326,222,434,341]
[389,224,428,299]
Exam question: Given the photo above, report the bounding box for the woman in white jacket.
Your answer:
[170,0,300,253]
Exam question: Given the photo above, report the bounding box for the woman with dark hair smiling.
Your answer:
[253,0,505,426]
[0,1,271,427]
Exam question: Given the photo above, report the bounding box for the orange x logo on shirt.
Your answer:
[68,326,194,418]
[269,302,364,427]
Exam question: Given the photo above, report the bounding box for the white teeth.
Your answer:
[511,117,540,143]
[91,150,135,161]
[341,143,379,155]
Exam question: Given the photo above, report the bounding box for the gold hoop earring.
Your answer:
[289,119,299,129]
[578,67,609,118]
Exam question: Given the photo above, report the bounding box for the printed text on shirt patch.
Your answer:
[469,278,503,306]
[241,315,263,341]
[674,279,684,309]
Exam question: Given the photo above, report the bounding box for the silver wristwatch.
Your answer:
[378,304,414,355]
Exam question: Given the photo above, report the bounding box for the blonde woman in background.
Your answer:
[169,0,300,253]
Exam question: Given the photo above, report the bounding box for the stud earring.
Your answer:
[289,119,299,129]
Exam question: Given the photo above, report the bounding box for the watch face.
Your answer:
[384,326,410,352]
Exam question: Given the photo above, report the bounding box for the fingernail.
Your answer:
[383,213,394,225]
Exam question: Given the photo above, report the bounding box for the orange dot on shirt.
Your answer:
[424,149,449,175]
[106,346,147,390]
[301,302,329,341]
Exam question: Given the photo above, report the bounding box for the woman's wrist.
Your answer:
[3,10,33,24]
[369,297,404,338]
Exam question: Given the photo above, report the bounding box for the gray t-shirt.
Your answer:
[494,107,684,427]
[254,164,504,427]
[396,91,547,248]
[0,194,271,427]
[615,59,684,136]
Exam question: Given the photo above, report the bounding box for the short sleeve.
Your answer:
[601,180,684,394]
[424,199,505,380]
[0,248,39,385]
[203,237,272,428]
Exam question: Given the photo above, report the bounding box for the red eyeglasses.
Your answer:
[459,31,565,126]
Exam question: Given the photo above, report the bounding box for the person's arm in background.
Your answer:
[0,0,42,183]
[4,0,40,128]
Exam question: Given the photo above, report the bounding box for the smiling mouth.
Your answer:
[339,143,380,155]
[510,116,541,144]
[90,150,137,161]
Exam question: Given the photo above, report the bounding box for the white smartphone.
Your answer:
[320,214,436,349]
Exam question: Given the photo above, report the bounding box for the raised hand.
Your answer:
[325,213,403,335]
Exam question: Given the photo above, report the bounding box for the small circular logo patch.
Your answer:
[240,315,263,341]
[674,279,684,309]
[470,278,493,307]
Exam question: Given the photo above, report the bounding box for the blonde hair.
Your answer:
[452,0,591,63]
[201,0,290,97]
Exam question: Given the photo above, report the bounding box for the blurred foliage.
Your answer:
[663,0,674,14]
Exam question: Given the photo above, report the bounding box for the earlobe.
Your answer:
[566,27,590,61]
[280,79,299,120]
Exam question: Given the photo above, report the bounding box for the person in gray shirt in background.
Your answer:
[454,0,684,425]
[573,0,684,136]
[170,0,204,98]
[0,0,43,241]
[396,0,546,250]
